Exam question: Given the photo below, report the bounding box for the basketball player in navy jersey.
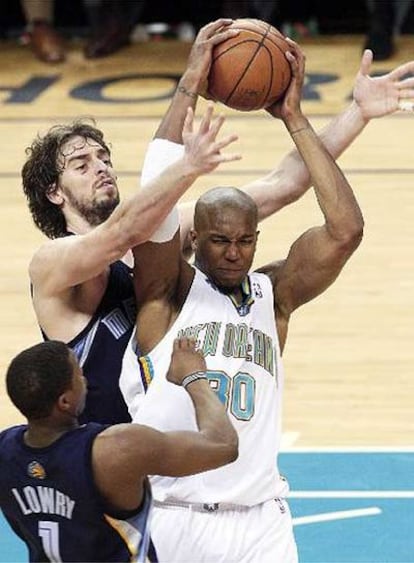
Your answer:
[119,40,363,561]
[0,337,238,562]
[22,18,414,428]
[21,20,239,427]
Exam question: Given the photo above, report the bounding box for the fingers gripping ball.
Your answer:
[207,19,292,111]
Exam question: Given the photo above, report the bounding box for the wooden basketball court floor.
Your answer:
[0,32,413,451]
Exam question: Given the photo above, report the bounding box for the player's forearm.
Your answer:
[283,102,369,205]
[243,151,307,221]
[248,102,369,222]
[289,121,364,241]
[318,100,369,156]
[153,72,203,142]
[114,158,201,251]
[186,379,238,455]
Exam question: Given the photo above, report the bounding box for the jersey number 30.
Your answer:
[206,371,255,421]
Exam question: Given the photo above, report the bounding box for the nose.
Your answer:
[224,242,240,261]
[94,158,108,174]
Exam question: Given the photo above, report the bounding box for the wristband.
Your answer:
[182,371,207,389]
[141,139,184,187]
[149,206,179,243]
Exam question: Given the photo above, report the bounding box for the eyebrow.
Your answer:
[210,233,256,240]
[65,147,110,165]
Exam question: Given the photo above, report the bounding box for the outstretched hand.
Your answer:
[167,337,206,386]
[182,103,242,174]
[353,49,414,119]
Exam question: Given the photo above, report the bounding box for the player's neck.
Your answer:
[24,419,80,448]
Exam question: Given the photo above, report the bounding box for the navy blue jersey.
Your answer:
[39,260,136,425]
[0,424,156,563]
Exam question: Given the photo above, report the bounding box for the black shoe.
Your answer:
[364,30,394,61]
[84,22,130,59]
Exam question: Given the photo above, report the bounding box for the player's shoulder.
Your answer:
[29,239,55,279]
[29,235,79,276]
[254,260,284,282]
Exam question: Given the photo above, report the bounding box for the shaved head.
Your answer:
[191,187,259,291]
[194,187,258,231]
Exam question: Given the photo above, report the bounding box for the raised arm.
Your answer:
[139,20,239,252]
[134,104,241,354]
[153,18,238,142]
[92,338,238,511]
[150,43,414,253]
[258,39,364,352]
[243,49,414,220]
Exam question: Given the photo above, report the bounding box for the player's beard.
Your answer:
[65,189,120,226]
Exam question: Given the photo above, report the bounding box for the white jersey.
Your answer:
[120,267,288,506]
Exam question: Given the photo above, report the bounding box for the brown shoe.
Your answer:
[30,21,66,64]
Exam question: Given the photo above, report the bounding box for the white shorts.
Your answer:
[150,498,298,563]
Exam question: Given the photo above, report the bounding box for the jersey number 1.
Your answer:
[39,521,62,562]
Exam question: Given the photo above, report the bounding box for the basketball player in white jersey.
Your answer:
[120,39,364,562]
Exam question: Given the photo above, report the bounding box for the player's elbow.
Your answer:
[331,208,364,248]
[345,218,364,251]
[334,220,364,257]
[223,431,239,464]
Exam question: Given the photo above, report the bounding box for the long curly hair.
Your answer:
[22,119,111,239]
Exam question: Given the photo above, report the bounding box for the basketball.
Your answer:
[207,19,292,111]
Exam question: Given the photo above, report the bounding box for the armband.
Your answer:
[141,139,185,187]
[182,371,207,389]
[149,206,180,243]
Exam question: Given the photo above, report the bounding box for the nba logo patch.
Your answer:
[252,282,263,299]
[27,461,46,480]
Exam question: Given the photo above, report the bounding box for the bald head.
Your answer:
[194,187,258,231]
[191,187,259,291]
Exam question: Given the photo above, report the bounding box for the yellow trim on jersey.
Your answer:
[138,356,154,390]
[104,514,140,561]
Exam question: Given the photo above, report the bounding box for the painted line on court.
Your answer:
[292,507,381,526]
[290,490,414,498]
[281,446,414,452]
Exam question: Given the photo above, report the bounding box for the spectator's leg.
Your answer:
[393,0,413,35]
[363,0,394,60]
[83,0,146,59]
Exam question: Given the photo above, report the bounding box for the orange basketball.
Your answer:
[207,19,292,111]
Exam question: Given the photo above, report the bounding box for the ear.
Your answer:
[56,391,72,414]
[46,183,64,206]
[189,228,198,251]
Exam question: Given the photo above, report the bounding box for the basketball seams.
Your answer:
[259,45,276,107]
[212,38,265,62]
[213,39,269,106]
[260,42,291,100]
[207,19,292,111]
[228,45,273,109]
[225,40,263,105]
